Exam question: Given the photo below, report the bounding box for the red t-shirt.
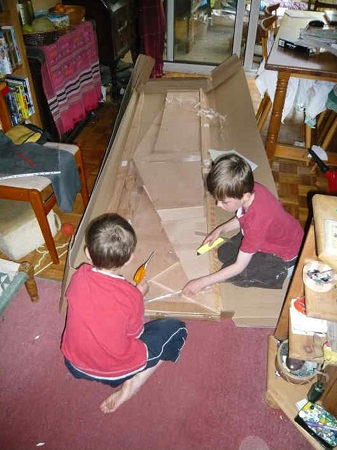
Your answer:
[61,264,147,379]
[237,183,303,261]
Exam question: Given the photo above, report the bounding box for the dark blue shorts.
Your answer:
[64,318,187,388]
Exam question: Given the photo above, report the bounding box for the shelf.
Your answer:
[0,0,41,130]
[0,11,10,23]
[266,336,322,450]
[266,196,337,448]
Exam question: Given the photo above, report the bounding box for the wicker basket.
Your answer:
[23,29,67,46]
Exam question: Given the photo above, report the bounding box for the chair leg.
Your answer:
[305,124,312,149]
[18,261,38,302]
[74,148,89,207]
[29,190,59,264]
[319,111,337,148]
[256,94,272,131]
[317,110,329,130]
[321,114,337,151]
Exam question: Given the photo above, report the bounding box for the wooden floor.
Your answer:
[0,76,331,282]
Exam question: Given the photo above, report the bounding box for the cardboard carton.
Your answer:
[313,194,337,274]
[60,54,288,326]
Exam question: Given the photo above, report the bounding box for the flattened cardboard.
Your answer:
[202,56,287,326]
[61,54,284,326]
[154,91,200,155]
[288,316,325,363]
[313,194,337,272]
[305,284,337,322]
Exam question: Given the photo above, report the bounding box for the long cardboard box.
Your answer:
[60,54,288,326]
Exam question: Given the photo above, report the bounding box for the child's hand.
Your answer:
[203,227,222,245]
[182,277,208,296]
[136,278,149,296]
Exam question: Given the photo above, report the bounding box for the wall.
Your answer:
[31,0,57,12]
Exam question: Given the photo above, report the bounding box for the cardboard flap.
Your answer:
[130,54,155,90]
[206,54,242,93]
[313,194,337,271]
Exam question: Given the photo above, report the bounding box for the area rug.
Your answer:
[0,279,311,449]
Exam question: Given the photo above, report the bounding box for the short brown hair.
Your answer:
[86,213,136,269]
[206,154,254,200]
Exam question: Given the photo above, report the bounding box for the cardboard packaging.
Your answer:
[311,194,337,322]
[60,54,287,326]
[313,194,337,272]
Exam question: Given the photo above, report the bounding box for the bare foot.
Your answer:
[100,362,162,413]
[100,381,134,413]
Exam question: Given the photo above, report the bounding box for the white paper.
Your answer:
[290,298,328,335]
[309,145,328,161]
[209,149,258,171]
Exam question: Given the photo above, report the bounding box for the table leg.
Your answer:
[265,71,290,159]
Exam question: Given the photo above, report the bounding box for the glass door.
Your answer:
[165,0,261,72]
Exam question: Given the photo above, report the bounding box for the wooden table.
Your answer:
[265,12,337,163]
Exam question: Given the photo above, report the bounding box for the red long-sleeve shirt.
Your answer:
[61,264,147,379]
[238,183,303,261]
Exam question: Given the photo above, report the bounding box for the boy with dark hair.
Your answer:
[183,154,304,295]
[61,213,187,413]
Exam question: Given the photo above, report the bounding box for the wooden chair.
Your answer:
[305,84,337,153]
[0,141,89,264]
[255,14,278,131]
[264,2,280,28]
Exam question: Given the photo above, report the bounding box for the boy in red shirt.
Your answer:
[61,213,187,413]
[183,154,304,295]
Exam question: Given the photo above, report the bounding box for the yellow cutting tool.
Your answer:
[197,237,225,255]
[133,250,155,284]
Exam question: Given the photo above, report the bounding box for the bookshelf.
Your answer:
[266,206,337,448]
[0,0,41,131]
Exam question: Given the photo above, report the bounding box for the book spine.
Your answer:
[1,26,22,65]
[6,75,34,116]
[0,32,13,75]
[23,78,34,115]
[4,89,22,126]
[6,79,29,120]
[1,28,18,70]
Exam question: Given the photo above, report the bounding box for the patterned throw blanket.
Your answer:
[0,132,81,212]
[41,21,102,137]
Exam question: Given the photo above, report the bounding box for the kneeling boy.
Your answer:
[183,154,304,295]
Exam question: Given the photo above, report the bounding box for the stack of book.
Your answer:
[3,75,35,125]
[0,25,21,75]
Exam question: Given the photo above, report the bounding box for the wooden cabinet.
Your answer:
[68,0,138,75]
[0,0,42,131]
[266,220,337,449]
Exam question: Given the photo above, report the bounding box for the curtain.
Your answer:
[139,0,166,78]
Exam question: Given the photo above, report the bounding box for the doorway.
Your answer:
[165,0,261,72]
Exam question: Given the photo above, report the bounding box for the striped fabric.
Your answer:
[41,21,102,137]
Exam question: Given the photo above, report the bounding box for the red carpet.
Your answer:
[0,279,311,449]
